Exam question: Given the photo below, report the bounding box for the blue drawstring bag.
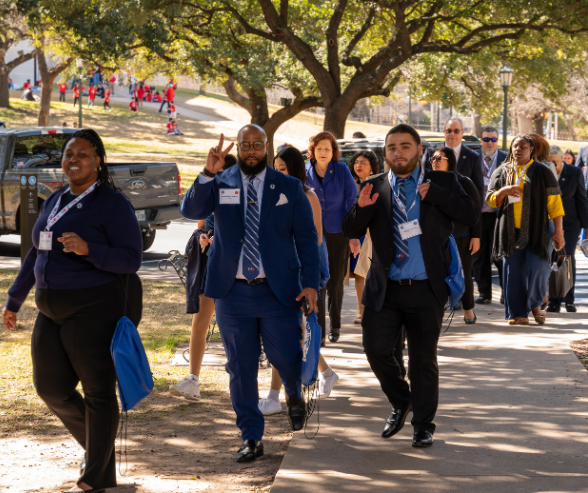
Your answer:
[319,239,330,290]
[446,235,465,309]
[301,311,321,387]
[110,315,154,412]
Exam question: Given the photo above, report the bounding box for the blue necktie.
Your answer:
[243,177,261,282]
[393,177,410,268]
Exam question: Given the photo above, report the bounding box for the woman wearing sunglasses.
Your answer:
[430,147,481,323]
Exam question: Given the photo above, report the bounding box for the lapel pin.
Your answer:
[270,184,275,189]
[77,203,83,209]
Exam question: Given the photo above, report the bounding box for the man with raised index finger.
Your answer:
[342,124,479,447]
[181,126,320,462]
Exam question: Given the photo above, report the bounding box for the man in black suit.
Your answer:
[472,125,508,304]
[547,145,588,312]
[575,142,588,169]
[342,124,478,448]
[422,117,484,205]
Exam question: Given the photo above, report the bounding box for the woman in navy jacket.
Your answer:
[3,130,142,493]
[305,131,359,343]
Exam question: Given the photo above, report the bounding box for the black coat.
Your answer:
[342,169,479,312]
[559,163,588,232]
[453,175,482,239]
[422,144,484,207]
[185,228,208,314]
[576,144,588,169]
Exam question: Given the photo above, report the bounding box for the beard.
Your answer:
[238,154,268,176]
[482,147,496,157]
[385,152,420,176]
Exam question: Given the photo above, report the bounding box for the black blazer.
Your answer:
[342,169,479,312]
[453,175,482,239]
[558,163,588,232]
[576,144,588,169]
[422,144,484,207]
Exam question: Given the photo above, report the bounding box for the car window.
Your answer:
[12,134,69,169]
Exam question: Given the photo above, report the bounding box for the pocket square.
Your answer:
[276,193,289,206]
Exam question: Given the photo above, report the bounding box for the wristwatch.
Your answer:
[202,168,217,178]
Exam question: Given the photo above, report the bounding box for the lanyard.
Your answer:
[513,160,532,186]
[45,182,98,231]
[388,166,425,220]
[484,152,498,178]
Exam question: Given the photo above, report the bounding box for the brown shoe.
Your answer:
[508,317,529,325]
[532,308,546,325]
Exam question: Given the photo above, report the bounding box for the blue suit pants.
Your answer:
[215,280,303,441]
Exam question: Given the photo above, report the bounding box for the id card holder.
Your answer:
[508,195,521,204]
[484,176,491,186]
[399,219,422,240]
[39,231,53,251]
[220,188,241,204]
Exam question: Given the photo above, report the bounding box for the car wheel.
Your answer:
[141,228,156,251]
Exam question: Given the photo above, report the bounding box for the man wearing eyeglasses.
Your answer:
[422,118,484,207]
[472,124,508,304]
[180,125,320,463]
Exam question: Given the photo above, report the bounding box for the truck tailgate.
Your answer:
[109,162,180,209]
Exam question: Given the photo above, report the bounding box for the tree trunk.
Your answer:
[532,115,544,137]
[0,67,9,108]
[564,115,577,141]
[38,75,56,126]
[323,96,357,139]
[472,111,482,137]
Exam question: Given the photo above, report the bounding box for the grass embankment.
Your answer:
[0,271,225,436]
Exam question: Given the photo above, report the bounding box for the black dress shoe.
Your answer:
[566,303,577,313]
[286,395,306,431]
[546,304,560,313]
[236,440,264,462]
[381,404,412,439]
[412,430,434,447]
[464,312,477,324]
[475,297,491,304]
[328,327,340,343]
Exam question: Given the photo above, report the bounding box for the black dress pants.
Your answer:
[473,212,503,300]
[362,280,444,433]
[455,235,475,311]
[318,230,350,332]
[32,278,137,490]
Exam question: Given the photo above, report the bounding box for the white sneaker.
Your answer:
[258,398,282,415]
[318,371,339,398]
[169,375,200,401]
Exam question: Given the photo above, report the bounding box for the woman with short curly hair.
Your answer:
[306,131,359,343]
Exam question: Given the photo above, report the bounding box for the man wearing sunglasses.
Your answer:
[473,125,508,305]
[180,125,320,462]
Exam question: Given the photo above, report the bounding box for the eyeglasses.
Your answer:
[238,141,266,151]
[430,156,448,162]
[482,137,498,143]
[444,128,463,134]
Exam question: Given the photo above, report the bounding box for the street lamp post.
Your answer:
[499,63,514,151]
[76,59,84,128]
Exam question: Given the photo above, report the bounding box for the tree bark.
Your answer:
[532,115,544,137]
[472,111,482,137]
[0,46,36,108]
[36,41,72,126]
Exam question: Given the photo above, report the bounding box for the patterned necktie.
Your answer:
[484,156,492,177]
[393,177,410,268]
[243,176,261,282]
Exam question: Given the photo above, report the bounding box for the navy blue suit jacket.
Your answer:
[576,144,588,169]
[180,165,320,307]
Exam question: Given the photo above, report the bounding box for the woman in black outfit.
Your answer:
[3,129,142,492]
[430,146,481,323]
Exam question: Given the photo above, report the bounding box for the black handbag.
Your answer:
[548,248,574,299]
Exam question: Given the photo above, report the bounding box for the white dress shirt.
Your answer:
[448,142,462,161]
[198,167,267,279]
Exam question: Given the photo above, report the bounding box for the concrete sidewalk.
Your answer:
[271,285,588,492]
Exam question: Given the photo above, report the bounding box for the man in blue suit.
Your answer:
[473,124,508,304]
[181,125,320,463]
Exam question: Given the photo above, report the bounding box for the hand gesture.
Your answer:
[501,185,521,198]
[199,233,212,252]
[357,183,379,208]
[349,239,361,258]
[418,183,430,199]
[206,133,235,174]
[58,233,89,256]
[3,307,16,331]
[296,288,318,315]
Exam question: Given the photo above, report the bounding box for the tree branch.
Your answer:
[325,0,348,89]
[341,5,376,68]
[223,77,251,113]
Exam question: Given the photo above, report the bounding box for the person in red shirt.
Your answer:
[23,79,32,90]
[58,82,67,102]
[153,91,162,103]
[88,83,97,108]
[137,84,145,108]
[72,82,80,107]
[166,118,175,135]
[168,103,176,119]
[165,85,175,106]
[103,90,111,112]
[129,99,137,112]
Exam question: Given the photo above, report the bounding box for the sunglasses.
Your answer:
[238,141,266,151]
[430,156,448,162]
[444,128,463,134]
[482,137,498,143]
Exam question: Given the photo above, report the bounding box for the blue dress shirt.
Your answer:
[305,160,358,234]
[388,166,428,281]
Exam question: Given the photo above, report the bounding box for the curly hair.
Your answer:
[307,131,340,164]
[61,129,115,189]
[505,134,536,185]
[348,150,380,182]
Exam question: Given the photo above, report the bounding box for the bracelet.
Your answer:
[202,168,217,178]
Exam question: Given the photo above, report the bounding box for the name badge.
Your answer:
[484,176,490,186]
[398,219,422,240]
[39,231,53,251]
[220,188,240,204]
[508,195,521,204]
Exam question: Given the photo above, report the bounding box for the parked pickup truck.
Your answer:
[0,127,182,251]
